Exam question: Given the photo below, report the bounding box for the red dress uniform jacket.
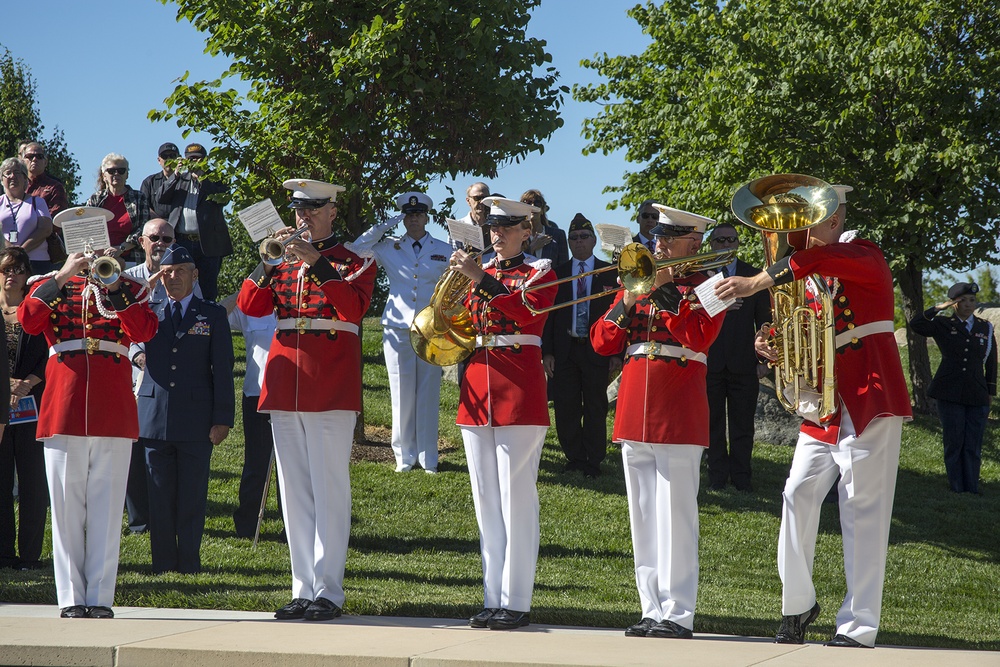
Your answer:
[592,278,724,446]
[237,237,376,413]
[457,254,557,427]
[776,236,912,442]
[19,274,158,440]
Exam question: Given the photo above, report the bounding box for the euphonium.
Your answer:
[409,247,490,366]
[731,174,840,423]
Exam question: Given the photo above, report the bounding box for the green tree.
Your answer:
[0,47,80,202]
[575,0,1000,412]
[153,0,566,297]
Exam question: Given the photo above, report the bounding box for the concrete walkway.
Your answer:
[1,604,997,667]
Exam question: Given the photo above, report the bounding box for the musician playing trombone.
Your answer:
[715,185,912,648]
[591,205,725,640]
[449,196,557,631]
[237,179,376,622]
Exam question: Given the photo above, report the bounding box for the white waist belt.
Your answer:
[475,334,542,349]
[276,318,359,335]
[835,320,894,349]
[49,338,129,357]
[626,342,707,365]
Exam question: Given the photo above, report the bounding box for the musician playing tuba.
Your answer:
[591,205,726,640]
[451,196,557,631]
[715,183,912,648]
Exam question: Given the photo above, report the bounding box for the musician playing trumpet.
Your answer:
[450,196,557,631]
[237,179,376,622]
[591,205,725,640]
[714,185,911,648]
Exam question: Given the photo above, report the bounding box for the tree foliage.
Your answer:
[576,0,1000,411]
[153,0,566,295]
[0,48,80,202]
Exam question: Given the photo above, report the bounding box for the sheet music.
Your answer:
[447,218,487,250]
[237,199,286,242]
[594,223,633,253]
[61,216,112,255]
[694,271,736,317]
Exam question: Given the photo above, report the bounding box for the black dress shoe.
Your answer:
[87,606,114,619]
[60,605,88,619]
[303,597,342,621]
[469,607,500,628]
[624,617,658,637]
[487,608,530,630]
[775,602,820,644]
[274,597,313,620]
[826,634,871,648]
[646,619,693,639]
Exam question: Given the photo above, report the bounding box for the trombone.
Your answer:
[521,242,735,314]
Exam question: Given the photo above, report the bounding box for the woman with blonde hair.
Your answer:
[86,154,148,264]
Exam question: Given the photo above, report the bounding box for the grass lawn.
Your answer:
[1,319,997,650]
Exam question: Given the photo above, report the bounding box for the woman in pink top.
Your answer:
[0,158,53,275]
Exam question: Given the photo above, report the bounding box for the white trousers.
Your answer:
[43,435,131,608]
[270,410,355,606]
[384,326,443,472]
[462,425,546,612]
[621,442,703,629]
[778,410,903,646]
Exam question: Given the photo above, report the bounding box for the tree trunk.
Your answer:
[896,257,932,414]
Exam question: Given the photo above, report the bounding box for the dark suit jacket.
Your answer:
[707,259,771,375]
[909,309,997,406]
[12,325,47,403]
[137,295,235,441]
[158,173,234,257]
[542,257,619,365]
[539,221,569,266]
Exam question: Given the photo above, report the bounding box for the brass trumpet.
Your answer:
[83,242,122,285]
[521,242,735,315]
[259,226,310,266]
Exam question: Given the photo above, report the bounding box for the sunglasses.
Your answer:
[711,235,738,243]
[105,167,127,175]
[146,234,174,243]
[23,153,46,161]
[1,267,27,276]
[160,152,179,160]
[468,195,487,202]
[402,207,427,215]
[568,233,593,241]
[639,212,658,220]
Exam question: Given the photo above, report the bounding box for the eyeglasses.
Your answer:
[711,235,738,243]
[568,233,593,241]
[468,194,487,202]
[1,267,27,276]
[23,153,46,161]
[2,172,23,180]
[522,199,543,207]
[160,152,179,160]
[145,234,174,244]
[639,212,658,220]
[402,207,427,215]
[105,167,127,175]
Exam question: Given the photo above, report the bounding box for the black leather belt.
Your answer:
[177,232,201,242]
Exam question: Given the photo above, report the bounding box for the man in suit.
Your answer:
[134,246,235,574]
[543,214,620,477]
[157,143,233,300]
[632,200,659,251]
[705,223,771,491]
[909,281,996,494]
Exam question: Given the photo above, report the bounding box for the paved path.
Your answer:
[1,604,997,667]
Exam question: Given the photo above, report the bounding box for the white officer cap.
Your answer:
[395,191,433,213]
[831,185,853,205]
[650,204,714,236]
[282,179,346,209]
[481,196,540,226]
[52,206,113,228]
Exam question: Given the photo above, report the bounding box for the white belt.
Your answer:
[276,318,359,335]
[626,342,707,365]
[49,338,129,357]
[835,320,894,349]
[475,334,542,349]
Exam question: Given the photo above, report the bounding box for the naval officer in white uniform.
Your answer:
[348,192,451,473]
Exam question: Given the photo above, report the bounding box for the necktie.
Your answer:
[171,301,183,334]
[646,239,655,252]
[575,261,589,337]
[721,266,730,278]
[413,240,422,253]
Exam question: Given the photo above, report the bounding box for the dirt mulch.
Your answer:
[351,424,459,464]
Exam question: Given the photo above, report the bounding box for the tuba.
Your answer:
[409,247,490,366]
[731,174,840,423]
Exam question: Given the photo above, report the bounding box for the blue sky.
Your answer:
[1,0,650,233]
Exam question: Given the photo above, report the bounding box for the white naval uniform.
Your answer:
[778,406,903,647]
[348,218,450,472]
